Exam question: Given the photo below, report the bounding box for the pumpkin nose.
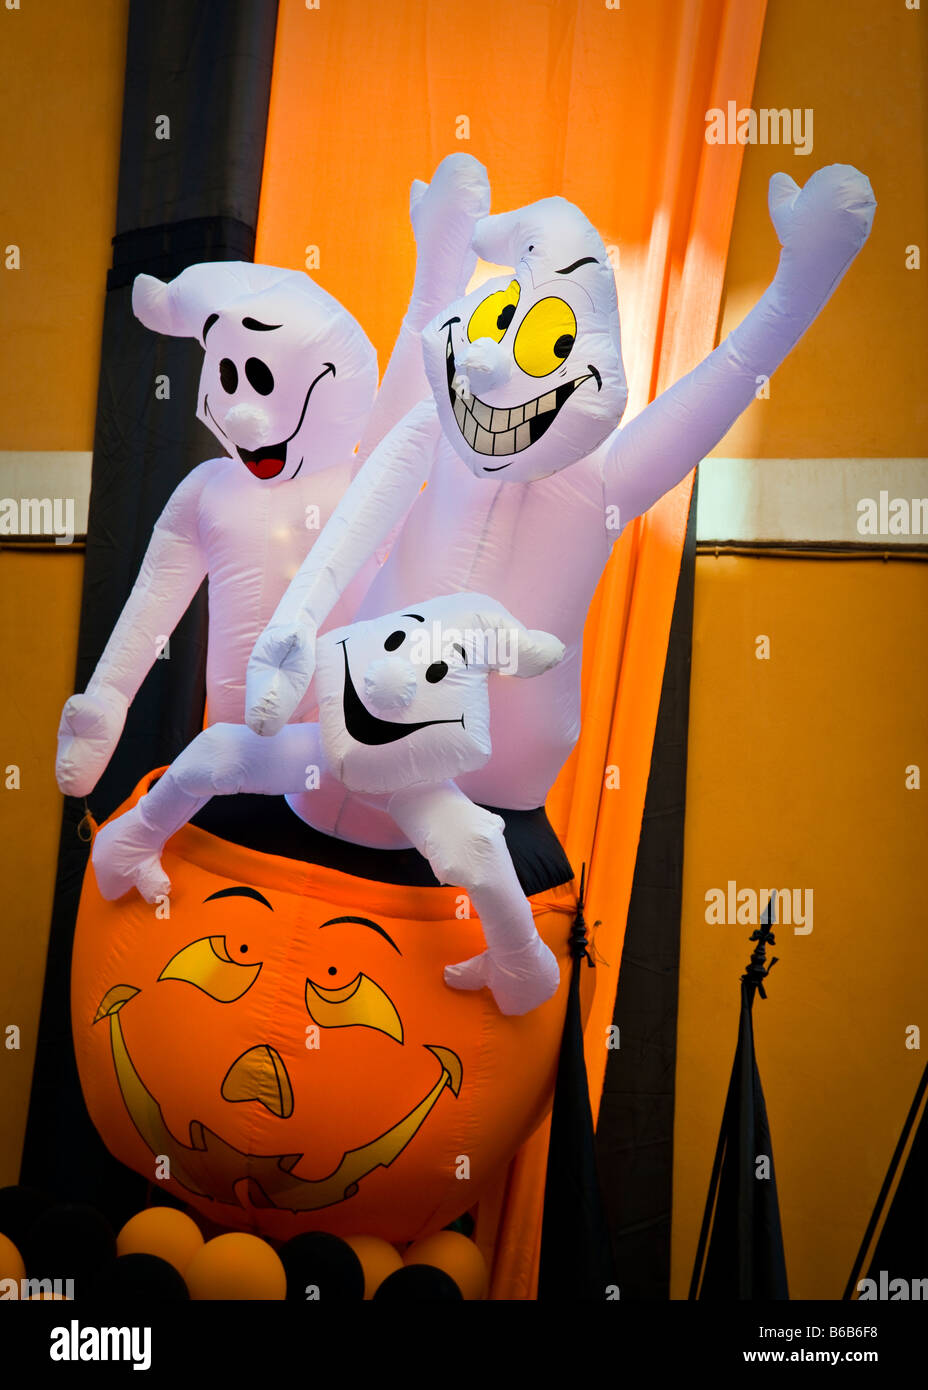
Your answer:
[221,1045,294,1119]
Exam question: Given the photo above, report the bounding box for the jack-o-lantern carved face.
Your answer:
[92,885,462,1214]
[72,774,575,1244]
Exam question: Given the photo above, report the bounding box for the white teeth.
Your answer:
[474,424,495,454]
[453,397,467,429]
[463,411,478,446]
[472,400,492,429]
[524,398,537,420]
[446,340,453,359]
[515,421,532,451]
[508,404,524,428]
[452,372,471,401]
[491,408,509,432]
[493,428,516,455]
[538,391,557,415]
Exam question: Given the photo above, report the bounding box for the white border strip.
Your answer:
[697,459,928,545]
[0,451,92,541]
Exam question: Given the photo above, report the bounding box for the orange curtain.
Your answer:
[256,0,766,1297]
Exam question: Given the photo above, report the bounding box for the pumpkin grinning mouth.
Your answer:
[95,992,462,1212]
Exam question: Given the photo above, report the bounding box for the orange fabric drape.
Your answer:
[256,0,766,1297]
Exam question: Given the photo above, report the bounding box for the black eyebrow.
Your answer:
[242,317,282,331]
[402,613,425,623]
[556,257,599,275]
[319,916,401,954]
[202,313,219,340]
[204,886,273,911]
[453,643,467,664]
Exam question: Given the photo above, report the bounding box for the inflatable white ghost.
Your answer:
[245,165,876,855]
[55,154,490,801]
[91,595,565,1014]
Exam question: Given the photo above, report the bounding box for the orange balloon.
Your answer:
[117,1207,204,1275]
[343,1235,403,1299]
[404,1231,488,1300]
[0,1232,25,1284]
[184,1233,286,1301]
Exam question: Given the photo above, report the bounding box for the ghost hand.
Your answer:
[769,164,875,304]
[409,153,491,325]
[56,690,129,796]
[245,621,317,736]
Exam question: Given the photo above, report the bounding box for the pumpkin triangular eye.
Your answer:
[158,936,262,1002]
[305,973,404,1044]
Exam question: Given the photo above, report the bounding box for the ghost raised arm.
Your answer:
[598,164,876,523]
[356,154,490,464]
[245,398,443,737]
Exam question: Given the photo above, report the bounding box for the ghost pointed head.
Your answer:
[422,196,627,483]
[131,263,378,485]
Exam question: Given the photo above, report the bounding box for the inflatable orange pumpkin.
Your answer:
[72,772,578,1244]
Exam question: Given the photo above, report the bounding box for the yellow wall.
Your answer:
[672,0,928,1298]
[0,1,127,1183]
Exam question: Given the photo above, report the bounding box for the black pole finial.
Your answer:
[742,893,780,1001]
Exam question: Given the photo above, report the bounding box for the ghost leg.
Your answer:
[388,781,561,1015]
[92,723,322,903]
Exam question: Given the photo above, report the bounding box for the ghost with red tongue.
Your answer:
[55,156,493,828]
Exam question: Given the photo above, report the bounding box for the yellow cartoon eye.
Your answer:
[305,973,404,1044]
[158,936,262,1002]
[513,297,577,377]
[467,280,521,343]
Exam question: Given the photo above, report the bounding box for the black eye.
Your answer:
[383,630,405,652]
[219,358,238,393]
[425,661,448,683]
[245,357,274,395]
[327,966,337,976]
[554,334,575,359]
[497,304,516,332]
[239,944,248,954]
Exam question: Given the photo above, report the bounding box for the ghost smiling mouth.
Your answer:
[443,322,599,471]
[341,641,464,746]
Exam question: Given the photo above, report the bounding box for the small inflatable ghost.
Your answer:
[245,164,876,851]
[55,155,491,806]
[91,595,565,1015]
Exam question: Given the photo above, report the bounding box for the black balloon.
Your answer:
[279,1231,365,1302]
[20,1202,116,1295]
[89,1253,190,1301]
[373,1264,463,1301]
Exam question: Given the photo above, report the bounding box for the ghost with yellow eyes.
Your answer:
[244,164,875,840]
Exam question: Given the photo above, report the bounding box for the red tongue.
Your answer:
[247,456,285,480]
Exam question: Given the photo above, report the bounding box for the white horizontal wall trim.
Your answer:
[0,451,92,541]
[3,453,927,549]
[697,458,928,545]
